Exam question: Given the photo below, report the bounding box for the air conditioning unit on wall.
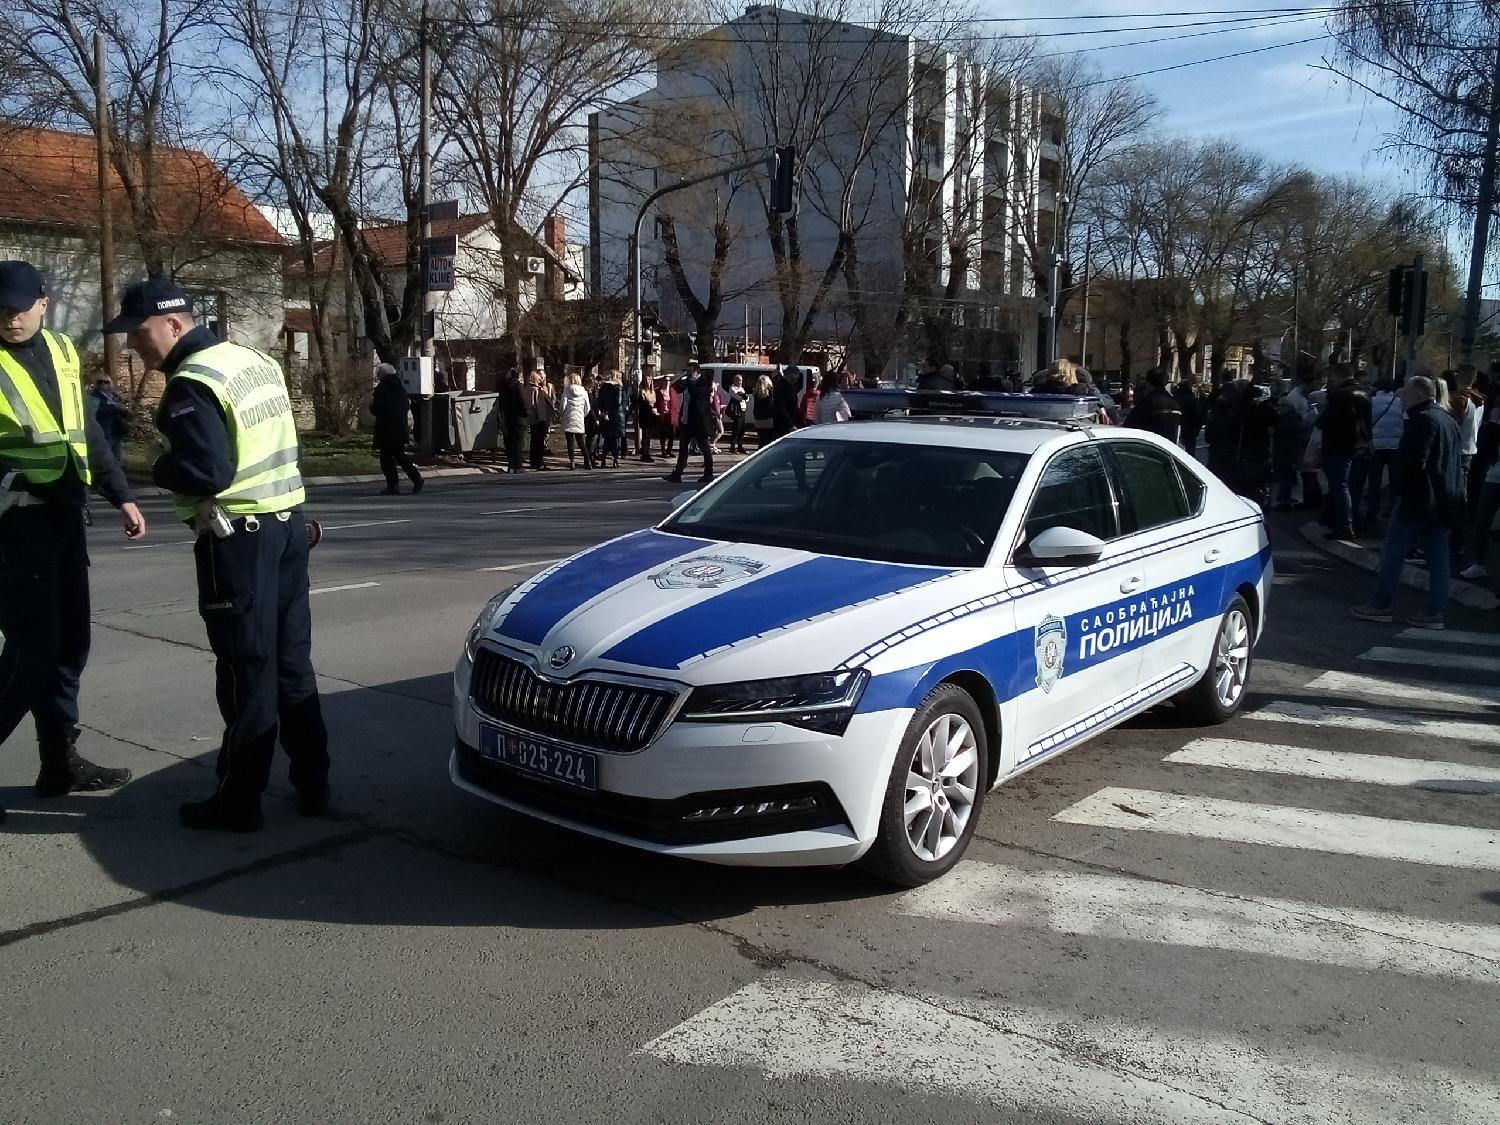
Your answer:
[524,256,544,274]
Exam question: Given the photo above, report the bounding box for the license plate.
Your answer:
[479,726,597,790]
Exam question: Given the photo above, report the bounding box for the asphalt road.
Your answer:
[3,461,1498,1125]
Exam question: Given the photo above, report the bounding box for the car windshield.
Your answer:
[662,437,1029,567]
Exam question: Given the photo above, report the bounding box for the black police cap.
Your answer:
[104,278,195,334]
[0,260,47,311]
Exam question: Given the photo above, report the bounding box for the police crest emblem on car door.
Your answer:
[1034,614,1067,693]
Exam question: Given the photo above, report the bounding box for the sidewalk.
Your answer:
[1300,521,1500,611]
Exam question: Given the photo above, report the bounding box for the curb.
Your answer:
[1299,521,1499,611]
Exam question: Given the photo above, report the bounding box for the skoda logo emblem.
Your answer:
[548,645,576,670]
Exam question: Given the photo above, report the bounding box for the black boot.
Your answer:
[35,727,132,797]
[179,795,264,832]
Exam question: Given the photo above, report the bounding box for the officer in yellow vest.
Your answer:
[0,260,145,825]
[107,279,328,832]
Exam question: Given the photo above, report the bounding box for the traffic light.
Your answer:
[1388,264,1428,337]
[770,145,798,215]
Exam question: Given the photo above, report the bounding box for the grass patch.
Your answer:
[123,432,380,480]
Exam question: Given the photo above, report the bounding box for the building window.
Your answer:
[188,290,227,340]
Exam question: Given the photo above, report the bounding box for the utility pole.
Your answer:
[1079,227,1093,371]
[1291,267,1299,379]
[419,0,433,362]
[1459,37,1500,365]
[93,32,119,381]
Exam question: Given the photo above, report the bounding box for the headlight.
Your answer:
[679,670,869,734]
[463,586,517,663]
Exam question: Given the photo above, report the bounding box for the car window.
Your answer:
[1022,446,1117,543]
[664,438,1028,567]
[1176,459,1207,513]
[1112,442,1191,533]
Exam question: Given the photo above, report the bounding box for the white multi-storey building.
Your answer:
[589,4,1056,379]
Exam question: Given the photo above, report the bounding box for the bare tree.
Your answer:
[432,0,678,365]
[218,0,428,427]
[1326,0,1499,361]
[1,0,219,273]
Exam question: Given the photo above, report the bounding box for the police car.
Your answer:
[452,397,1270,885]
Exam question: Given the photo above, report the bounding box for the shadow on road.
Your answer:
[3,671,891,935]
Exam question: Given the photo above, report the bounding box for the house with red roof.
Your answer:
[0,125,285,370]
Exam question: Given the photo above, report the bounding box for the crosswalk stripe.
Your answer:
[1394,627,1500,647]
[1360,646,1500,673]
[1245,701,1496,742]
[1304,670,1500,709]
[898,862,1500,983]
[641,977,1500,1123]
[1167,738,1500,794]
[1053,787,1500,869]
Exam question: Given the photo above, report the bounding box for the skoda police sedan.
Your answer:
[452,411,1270,885]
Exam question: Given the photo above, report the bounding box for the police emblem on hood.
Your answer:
[650,555,766,591]
[1034,614,1067,693]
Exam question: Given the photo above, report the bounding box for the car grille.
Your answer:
[469,648,678,752]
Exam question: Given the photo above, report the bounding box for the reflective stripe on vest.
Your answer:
[161,342,304,519]
[0,330,92,486]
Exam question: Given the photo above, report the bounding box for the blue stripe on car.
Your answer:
[857,548,1267,714]
[500,530,713,645]
[603,555,951,670]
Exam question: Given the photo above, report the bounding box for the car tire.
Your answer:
[858,682,989,887]
[1177,594,1254,724]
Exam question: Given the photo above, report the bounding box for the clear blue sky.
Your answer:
[990,0,1407,184]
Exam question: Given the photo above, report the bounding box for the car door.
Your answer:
[1006,444,1146,766]
[1100,438,1224,689]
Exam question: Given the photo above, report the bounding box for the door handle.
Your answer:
[1119,576,1143,594]
[1204,548,1223,564]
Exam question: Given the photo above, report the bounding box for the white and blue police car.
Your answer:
[452,399,1270,886]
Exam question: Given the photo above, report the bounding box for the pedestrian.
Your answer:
[109,277,328,830]
[596,369,625,468]
[798,370,821,426]
[370,362,424,496]
[813,370,851,424]
[499,367,528,473]
[523,369,554,470]
[653,375,673,458]
[664,364,716,484]
[724,373,749,453]
[1351,375,1466,629]
[0,259,144,820]
[1124,367,1183,444]
[917,361,957,391]
[1316,363,1371,539]
[582,371,602,464]
[633,375,657,462]
[1458,449,1500,581]
[1362,377,1404,528]
[560,372,593,470]
[1448,366,1483,509]
[751,373,776,447]
[1281,370,1323,509]
[1173,379,1203,455]
[771,366,801,437]
[89,375,130,464]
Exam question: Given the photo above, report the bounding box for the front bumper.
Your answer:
[450,677,910,866]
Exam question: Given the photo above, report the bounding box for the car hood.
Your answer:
[485,528,969,683]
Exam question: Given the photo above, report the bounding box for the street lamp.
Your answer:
[1046,192,1070,367]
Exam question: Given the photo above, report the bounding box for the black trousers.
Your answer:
[378,444,422,490]
[504,423,527,472]
[673,424,715,480]
[193,510,329,811]
[529,423,550,469]
[0,504,91,751]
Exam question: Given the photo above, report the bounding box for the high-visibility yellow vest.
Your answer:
[0,329,92,487]
[159,341,304,520]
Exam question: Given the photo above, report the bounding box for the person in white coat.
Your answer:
[813,371,851,424]
[560,372,593,470]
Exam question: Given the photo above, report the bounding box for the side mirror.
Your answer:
[672,490,698,508]
[1015,525,1106,569]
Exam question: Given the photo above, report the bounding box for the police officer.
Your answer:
[0,260,146,824]
[106,279,329,832]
